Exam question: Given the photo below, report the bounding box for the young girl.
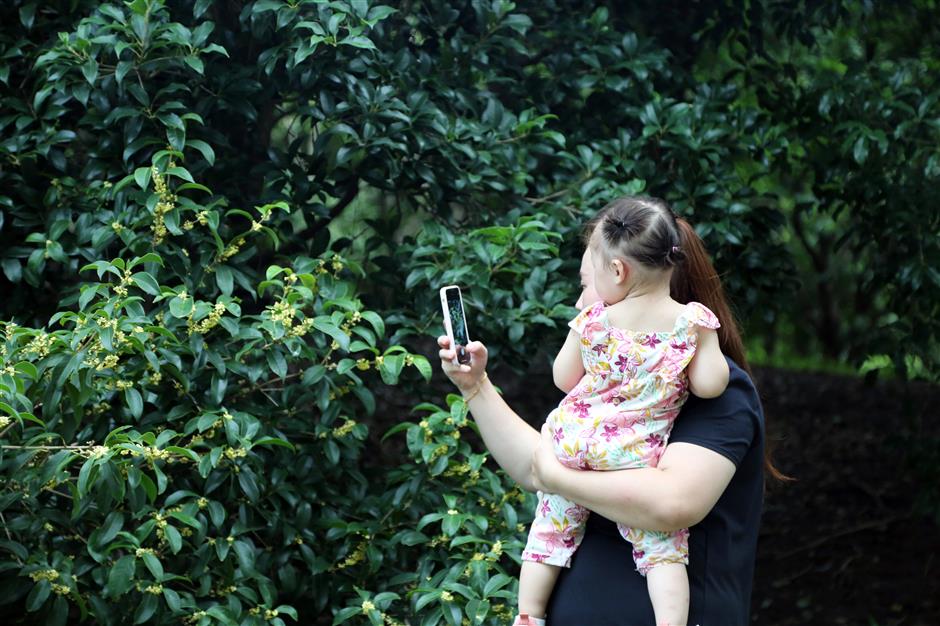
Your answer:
[514,196,730,626]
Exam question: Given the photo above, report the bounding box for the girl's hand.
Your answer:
[531,422,564,493]
[437,335,488,394]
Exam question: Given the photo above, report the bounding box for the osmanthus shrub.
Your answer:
[0,168,532,625]
[0,1,539,623]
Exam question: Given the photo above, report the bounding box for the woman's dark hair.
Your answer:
[584,195,789,482]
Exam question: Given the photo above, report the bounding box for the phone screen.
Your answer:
[445,287,469,348]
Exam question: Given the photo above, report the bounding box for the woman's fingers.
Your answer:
[437,335,451,348]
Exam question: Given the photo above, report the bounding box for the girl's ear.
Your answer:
[611,258,630,284]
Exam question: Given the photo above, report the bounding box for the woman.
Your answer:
[437,232,769,624]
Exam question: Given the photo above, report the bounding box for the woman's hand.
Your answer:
[531,422,565,493]
[437,336,488,394]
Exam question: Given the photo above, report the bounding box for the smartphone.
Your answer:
[439,285,472,365]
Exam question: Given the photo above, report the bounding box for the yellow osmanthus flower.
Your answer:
[150,166,177,245]
[23,332,53,358]
[190,301,227,335]
[29,569,59,582]
[88,445,110,460]
[334,541,366,570]
[331,419,357,438]
[361,600,376,614]
[289,317,314,337]
[224,446,248,460]
[51,584,71,596]
[267,300,295,325]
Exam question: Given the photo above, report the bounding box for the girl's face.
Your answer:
[575,248,602,309]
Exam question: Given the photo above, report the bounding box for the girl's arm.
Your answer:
[438,336,540,491]
[530,425,736,531]
[687,327,729,399]
[553,329,585,393]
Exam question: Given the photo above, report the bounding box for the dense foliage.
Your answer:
[0,0,936,625]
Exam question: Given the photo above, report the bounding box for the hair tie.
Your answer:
[671,245,680,253]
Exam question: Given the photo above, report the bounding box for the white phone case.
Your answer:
[440,285,471,365]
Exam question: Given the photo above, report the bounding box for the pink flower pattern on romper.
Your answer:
[521,301,721,574]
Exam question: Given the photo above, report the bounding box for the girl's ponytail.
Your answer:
[671,218,791,483]
[670,218,748,372]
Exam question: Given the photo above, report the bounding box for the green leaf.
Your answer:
[215,266,233,296]
[98,511,125,544]
[168,511,200,529]
[125,388,143,419]
[134,166,152,190]
[134,594,158,624]
[81,58,98,84]
[312,318,349,351]
[14,361,38,380]
[187,139,215,165]
[411,355,432,381]
[164,525,182,554]
[169,295,194,318]
[163,587,181,612]
[25,580,51,612]
[108,555,136,597]
[141,552,163,580]
[340,36,376,50]
[238,468,260,501]
[131,272,161,296]
[252,437,295,451]
[361,311,385,338]
[77,458,98,496]
[48,597,67,626]
[183,55,204,74]
[116,60,133,84]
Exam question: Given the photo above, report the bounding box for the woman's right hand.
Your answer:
[437,336,488,394]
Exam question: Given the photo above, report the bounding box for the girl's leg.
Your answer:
[619,525,690,626]
[518,491,589,622]
[646,563,689,626]
[517,560,560,622]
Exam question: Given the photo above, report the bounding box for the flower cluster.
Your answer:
[150,166,178,245]
[23,331,54,359]
[189,301,227,335]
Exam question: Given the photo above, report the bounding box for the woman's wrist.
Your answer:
[461,372,489,402]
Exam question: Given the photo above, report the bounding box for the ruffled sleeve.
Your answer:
[678,301,721,332]
[568,301,605,335]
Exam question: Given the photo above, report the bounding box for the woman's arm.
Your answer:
[438,336,540,491]
[530,424,736,531]
[552,330,584,393]
[687,328,729,399]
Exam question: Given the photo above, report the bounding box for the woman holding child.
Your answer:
[437,196,774,625]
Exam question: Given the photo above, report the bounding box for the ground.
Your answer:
[747,367,939,625]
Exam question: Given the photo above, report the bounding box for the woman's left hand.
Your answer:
[531,422,564,493]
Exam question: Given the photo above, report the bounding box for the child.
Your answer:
[514,196,730,626]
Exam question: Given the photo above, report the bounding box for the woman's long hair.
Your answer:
[671,217,790,482]
[585,197,789,482]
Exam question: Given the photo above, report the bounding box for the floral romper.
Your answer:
[521,300,721,575]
